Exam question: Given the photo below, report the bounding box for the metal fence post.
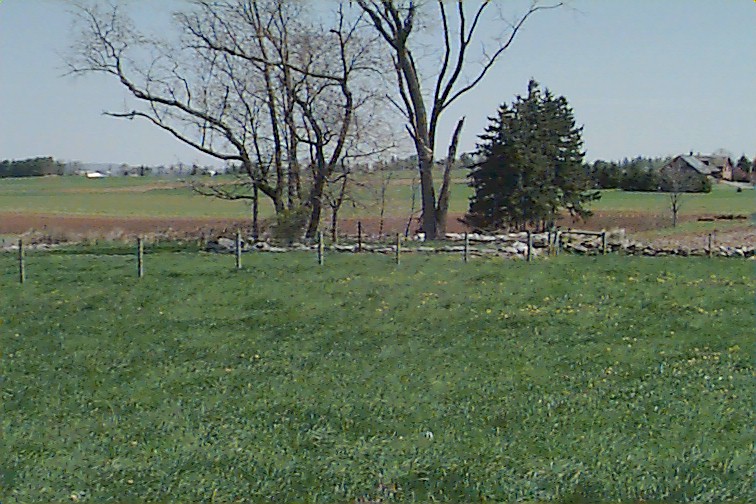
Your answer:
[235,229,242,270]
[18,239,25,284]
[137,237,144,278]
[395,233,401,265]
[318,231,324,265]
[357,221,362,252]
[464,232,469,263]
[527,230,532,262]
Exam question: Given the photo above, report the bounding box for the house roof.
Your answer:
[697,155,732,170]
[679,155,716,175]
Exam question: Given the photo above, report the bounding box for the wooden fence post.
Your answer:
[707,233,713,258]
[464,232,469,263]
[555,230,561,256]
[527,230,532,262]
[235,229,242,270]
[137,237,144,278]
[318,231,324,266]
[601,231,607,255]
[395,233,401,265]
[18,238,25,284]
[357,221,362,252]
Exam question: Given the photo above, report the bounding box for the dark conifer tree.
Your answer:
[466,80,598,231]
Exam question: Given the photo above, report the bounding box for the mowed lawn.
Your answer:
[1,252,753,503]
[0,174,752,220]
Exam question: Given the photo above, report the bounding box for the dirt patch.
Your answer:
[0,212,249,239]
[338,211,710,235]
[1,210,752,248]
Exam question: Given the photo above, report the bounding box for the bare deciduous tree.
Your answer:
[355,0,563,240]
[661,168,688,228]
[404,174,420,238]
[669,190,683,228]
[376,168,394,237]
[69,0,387,239]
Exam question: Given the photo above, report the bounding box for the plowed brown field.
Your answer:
[1,210,752,247]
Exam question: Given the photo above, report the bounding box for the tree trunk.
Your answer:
[418,150,437,239]
[331,206,338,244]
[435,117,465,238]
[305,172,327,239]
[394,44,438,240]
[252,183,259,241]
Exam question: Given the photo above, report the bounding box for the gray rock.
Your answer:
[206,237,241,253]
[468,233,497,242]
[571,244,588,254]
[333,244,357,252]
[441,246,466,253]
[513,241,529,254]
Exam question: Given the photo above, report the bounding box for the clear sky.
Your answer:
[1,0,754,166]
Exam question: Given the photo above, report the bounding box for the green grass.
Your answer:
[0,174,752,223]
[591,185,754,216]
[1,252,753,502]
[0,176,256,218]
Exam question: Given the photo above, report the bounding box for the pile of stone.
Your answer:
[622,242,755,258]
[205,228,755,259]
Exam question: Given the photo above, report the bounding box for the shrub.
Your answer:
[270,205,310,243]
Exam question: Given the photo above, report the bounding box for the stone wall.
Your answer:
[206,229,756,259]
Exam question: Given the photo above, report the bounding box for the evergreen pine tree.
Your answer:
[466,80,598,231]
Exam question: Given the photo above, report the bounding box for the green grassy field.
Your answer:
[591,186,754,216]
[1,252,753,502]
[0,176,254,218]
[0,175,751,220]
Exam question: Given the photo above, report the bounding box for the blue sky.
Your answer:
[1,1,754,166]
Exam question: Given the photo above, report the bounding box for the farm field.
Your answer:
[0,176,255,219]
[0,174,752,220]
[590,186,754,216]
[1,252,753,502]
[0,175,752,247]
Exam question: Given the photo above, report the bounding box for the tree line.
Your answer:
[0,157,65,178]
[587,156,719,192]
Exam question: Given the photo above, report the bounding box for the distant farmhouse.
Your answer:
[661,154,734,181]
[658,153,753,192]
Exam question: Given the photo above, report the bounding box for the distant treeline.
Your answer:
[587,156,709,193]
[0,157,65,178]
[370,154,711,193]
[587,156,671,191]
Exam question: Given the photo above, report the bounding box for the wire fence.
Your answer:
[5,225,750,285]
